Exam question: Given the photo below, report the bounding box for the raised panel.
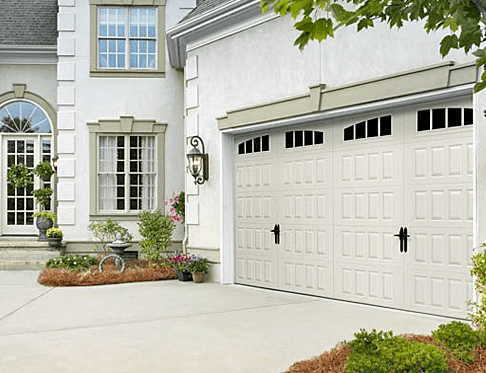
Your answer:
[431,146,445,176]
[414,148,427,178]
[448,145,462,176]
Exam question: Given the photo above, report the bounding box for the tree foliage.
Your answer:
[261,0,486,91]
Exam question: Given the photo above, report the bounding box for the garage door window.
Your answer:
[285,130,324,148]
[417,107,473,132]
[238,135,269,155]
[343,115,392,141]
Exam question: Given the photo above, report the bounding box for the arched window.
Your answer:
[0,101,51,133]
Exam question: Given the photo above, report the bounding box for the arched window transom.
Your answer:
[0,101,51,133]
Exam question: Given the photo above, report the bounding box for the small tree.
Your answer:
[88,218,133,254]
[138,210,175,265]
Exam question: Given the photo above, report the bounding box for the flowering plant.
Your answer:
[165,191,185,223]
[169,253,193,272]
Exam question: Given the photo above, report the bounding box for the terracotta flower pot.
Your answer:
[192,272,205,283]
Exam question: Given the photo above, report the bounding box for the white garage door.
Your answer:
[235,97,473,318]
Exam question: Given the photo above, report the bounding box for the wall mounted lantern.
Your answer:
[186,136,209,185]
[52,155,59,172]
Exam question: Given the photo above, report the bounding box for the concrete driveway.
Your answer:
[0,271,455,373]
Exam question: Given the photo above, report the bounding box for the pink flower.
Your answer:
[175,195,180,202]
[170,207,176,213]
[164,201,168,206]
[169,198,174,204]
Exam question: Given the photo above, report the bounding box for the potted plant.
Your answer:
[189,257,210,283]
[33,211,57,241]
[46,227,63,249]
[170,253,193,281]
[31,161,55,240]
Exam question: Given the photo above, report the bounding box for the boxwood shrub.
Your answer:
[345,329,449,373]
[432,321,486,364]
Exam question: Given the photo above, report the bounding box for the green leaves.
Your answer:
[138,210,175,264]
[261,0,486,90]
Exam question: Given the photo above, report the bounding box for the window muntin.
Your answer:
[98,135,156,212]
[417,108,473,131]
[0,101,51,133]
[98,7,157,70]
[343,115,392,141]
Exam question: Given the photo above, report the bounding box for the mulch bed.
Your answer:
[38,259,177,287]
[283,335,486,373]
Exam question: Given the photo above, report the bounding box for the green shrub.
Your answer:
[33,187,53,206]
[138,210,174,265]
[46,227,63,239]
[345,329,450,373]
[470,247,486,330]
[7,163,33,189]
[46,255,98,271]
[32,211,57,221]
[432,321,486,364]
[88,218,133,254]
[33,161,54,180]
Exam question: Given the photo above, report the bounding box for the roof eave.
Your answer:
[0,45,58,65]
[167,0,262,69]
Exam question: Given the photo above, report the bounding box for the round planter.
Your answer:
[48,237,62,249]
[35,217,53,241]
[192,272,205,283]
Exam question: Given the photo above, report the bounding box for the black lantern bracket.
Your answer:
[187,135,209,185]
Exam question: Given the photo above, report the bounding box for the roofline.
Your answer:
[0,45,57,65]
[166,0,262,69]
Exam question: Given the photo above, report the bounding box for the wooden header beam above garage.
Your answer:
[217,61,477,131]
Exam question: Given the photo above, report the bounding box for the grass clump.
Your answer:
[432,321,486,364]
[345,329,449,373]
[46,254,98,272]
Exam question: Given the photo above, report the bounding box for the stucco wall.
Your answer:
[0,64,57,110]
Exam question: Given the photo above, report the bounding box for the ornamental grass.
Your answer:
[38,258,176,287]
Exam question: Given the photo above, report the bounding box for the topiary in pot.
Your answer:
[33,211,57,241]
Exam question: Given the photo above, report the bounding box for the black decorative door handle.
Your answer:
[270,224,280,245]
[394,227,410,253]
[394,227,404,253]
[403,227,410,253]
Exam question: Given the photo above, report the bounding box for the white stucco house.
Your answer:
[1,0,485,319]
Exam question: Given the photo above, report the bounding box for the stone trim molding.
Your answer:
[218,61,478,131]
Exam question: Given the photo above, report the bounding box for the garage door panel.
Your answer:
[334,263,404,308]
[405,135,473,183]
[236,254,278,288]
[406,269,472,318]
[280,258,333,296]
[334,146,403,186]
[335,187,402,223]
[334,228,400,262]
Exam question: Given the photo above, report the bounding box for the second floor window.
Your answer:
[98,7,157,70]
